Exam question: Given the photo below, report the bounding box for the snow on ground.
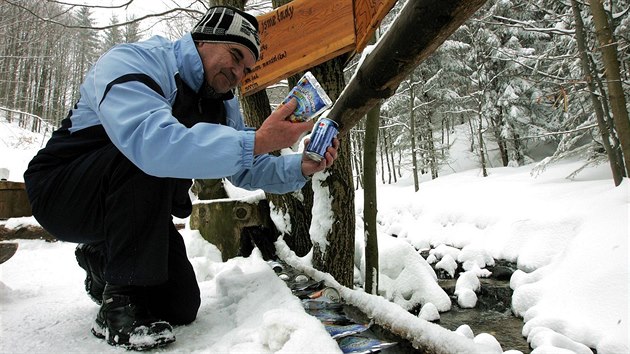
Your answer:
[1,116,628,353]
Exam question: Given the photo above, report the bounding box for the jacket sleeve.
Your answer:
[223,99,309,194]
[94,44,308,193]
[92,44,255,179]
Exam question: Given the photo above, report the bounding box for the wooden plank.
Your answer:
[241,0,355,96]
[354,0,398,52]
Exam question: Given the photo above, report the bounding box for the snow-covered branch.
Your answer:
[519,123,598,140]
[490,15,575,35]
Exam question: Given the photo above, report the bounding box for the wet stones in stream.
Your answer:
[418,249,532,353]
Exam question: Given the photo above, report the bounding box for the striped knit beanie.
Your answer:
[191,6,260,61]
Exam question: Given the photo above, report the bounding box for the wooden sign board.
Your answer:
[354,0,398,52]
[240,0,355,96]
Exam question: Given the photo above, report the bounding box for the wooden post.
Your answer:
[189,200,274,261]
[0,181,32,220]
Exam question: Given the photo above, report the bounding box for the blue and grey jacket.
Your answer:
[26,33,307,194]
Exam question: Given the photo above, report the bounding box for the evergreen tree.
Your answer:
[71,7,100,105]
[101,14,123,51]
[123,16,142,43]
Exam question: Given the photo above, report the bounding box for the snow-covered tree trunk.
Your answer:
[310,58,355,288]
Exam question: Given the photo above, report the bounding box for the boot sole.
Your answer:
[92,319,175,351]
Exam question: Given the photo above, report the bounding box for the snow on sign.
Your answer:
[240,0,397,96]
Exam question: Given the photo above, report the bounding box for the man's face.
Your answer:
[197,42,256,94]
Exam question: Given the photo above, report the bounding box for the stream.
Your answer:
[438,305,530,353]
[434,271,532,353]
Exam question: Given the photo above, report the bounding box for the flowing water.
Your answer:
[438,306,531,353]
[435,277,532,353]
[343,276,532,353]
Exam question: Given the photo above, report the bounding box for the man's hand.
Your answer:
[301,137,340,178]
[254,99,314,155]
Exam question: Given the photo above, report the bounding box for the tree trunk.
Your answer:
[384,130,393,184]
[588,0,630,178]
[468,117,475,152]
[363,100,380,295]
[426,109,438,179]
[571,0,624,186]
[379,130,386,184]
[509,122,525,166]
[494,107,509,166]
[351,128,364,189]
[390,130,398,183]
[409,81,420,192]
[310,58,355,288]
[363,31,380,294]
[477,115,488,177]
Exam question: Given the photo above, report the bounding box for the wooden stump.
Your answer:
[190,199,274,261]
[0,181,32,220]
[0,242,18,264]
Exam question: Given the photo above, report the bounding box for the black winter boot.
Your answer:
[75,243,106,305]
[92,284,175,351]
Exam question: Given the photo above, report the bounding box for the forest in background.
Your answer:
[0,0,628,186]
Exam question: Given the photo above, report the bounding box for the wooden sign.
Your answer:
[240,0,356,96]
[354,0,398,52]
[239,0,398,96]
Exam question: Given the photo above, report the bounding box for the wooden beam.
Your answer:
[328,0,487,135]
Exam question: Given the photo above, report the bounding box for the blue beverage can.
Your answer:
[306,117,338,161]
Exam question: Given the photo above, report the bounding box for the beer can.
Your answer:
[309,287,341,303]
[278,273,290,281]
[294,274,309,283]
[267,260,284,273]
[306,117,338,161]
[280,71,332,122]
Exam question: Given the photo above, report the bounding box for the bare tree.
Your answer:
[363,87,380,295]
[571,0,625,186]
[588,0,630,178]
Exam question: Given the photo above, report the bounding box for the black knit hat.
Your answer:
[191,6,261,61]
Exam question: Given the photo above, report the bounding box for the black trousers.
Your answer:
[25,144,200,325]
